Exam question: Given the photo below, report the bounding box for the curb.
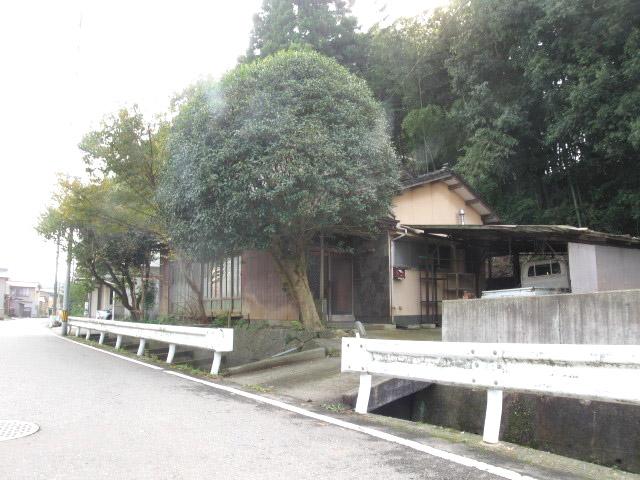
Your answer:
[226,347,326,376]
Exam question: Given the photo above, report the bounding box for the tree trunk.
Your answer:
[271,248,324,331]
[183,262,208,324]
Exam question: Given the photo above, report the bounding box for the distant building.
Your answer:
[8,280,41,318]
[39,288,64,316]
[0,268,8,319]
[86,266,161,320]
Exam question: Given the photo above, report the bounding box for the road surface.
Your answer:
[0,318,510,480]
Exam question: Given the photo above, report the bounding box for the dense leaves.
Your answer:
[161,50,399,328]
[362,0,640,234]
[38,108,168,320]
[244,0,365,72]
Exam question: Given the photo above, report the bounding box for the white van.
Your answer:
[520,256,570,290]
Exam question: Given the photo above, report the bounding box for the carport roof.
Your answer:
[405,224,640,250]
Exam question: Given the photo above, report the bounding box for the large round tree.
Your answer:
[161,49,399,330]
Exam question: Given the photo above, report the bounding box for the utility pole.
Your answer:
[61,228,73,336]
[52,234,60,313]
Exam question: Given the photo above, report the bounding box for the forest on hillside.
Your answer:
[247,0,640,235]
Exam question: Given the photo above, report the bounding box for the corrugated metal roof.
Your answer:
[406,224,640,249]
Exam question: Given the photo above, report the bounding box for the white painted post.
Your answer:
[115,335,123,350]
[211,351,222,375]
[75,326,80,337]
[136,338,146,356]
[483,389,504,444]
[85,329,91,340]
[166,344,176,364]
[98,332,105,344]
[355,374,373,414]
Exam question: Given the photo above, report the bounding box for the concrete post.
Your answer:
[98,332,105,344]
[115,335,122,350]
[211,352,222,375]
[136,338,146,356]
[355,374,372,414]
[483,389,503,444]
[166,344,176,364]
[85,329,91,340]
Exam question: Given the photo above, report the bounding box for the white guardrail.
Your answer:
[341,337,640,443]
[68,317,233,374]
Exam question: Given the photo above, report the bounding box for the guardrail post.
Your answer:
[355,374,372,414]
[166,344,176,364]
[85,329,91,340]
[136,338,146,356]
[75,326,81,337]
[211,352,222,375]
[98,332,105,344]
[115,335,123,350]
[483,389,503,444]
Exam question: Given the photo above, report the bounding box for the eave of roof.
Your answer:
[405,224,640,249]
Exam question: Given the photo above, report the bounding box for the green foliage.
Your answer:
[161,50,399,329]
[321,402,348,413]
[363,0,640,235]
[69,280,93,317]
[38,107,169,320]
[78,106,169,238]
[245,384,273,393]
[289,320,304,331]
[402,105,460,174]
[162,49,398,256]
[244,0,364,72]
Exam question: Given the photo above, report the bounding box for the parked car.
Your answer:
[520,256,570,290]
[96,308,112,320]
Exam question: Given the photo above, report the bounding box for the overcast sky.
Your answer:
[0,0,449,288]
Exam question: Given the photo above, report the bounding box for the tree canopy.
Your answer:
[244,0,364,72]
[361,0,640,234]
[38,108,169,320]
[161,49,399,329]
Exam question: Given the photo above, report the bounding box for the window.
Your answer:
[535,263,551,276]
[11,287,31,297]
[205,256,241,300]
[528,262,562,277]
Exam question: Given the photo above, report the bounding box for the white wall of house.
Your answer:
[568,242,640,293]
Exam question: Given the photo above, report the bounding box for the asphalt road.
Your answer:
[0,318,507,480]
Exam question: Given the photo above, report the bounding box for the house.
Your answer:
[159,168,493,325]
[86,266,161,320]
[38,288,64,316]
[8,280,41,318]
[158,166,640,327]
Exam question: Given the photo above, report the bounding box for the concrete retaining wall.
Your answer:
[397,385,640,473]
[435,288,640,472]
[443,289,640,344]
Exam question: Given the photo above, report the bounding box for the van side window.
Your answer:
[528,266,535,277]
[535,263,551,276]
[551,262,560,274]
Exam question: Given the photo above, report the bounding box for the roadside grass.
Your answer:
[321,402,349,413]
[65,335,220,380]
[244,384,273,393]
